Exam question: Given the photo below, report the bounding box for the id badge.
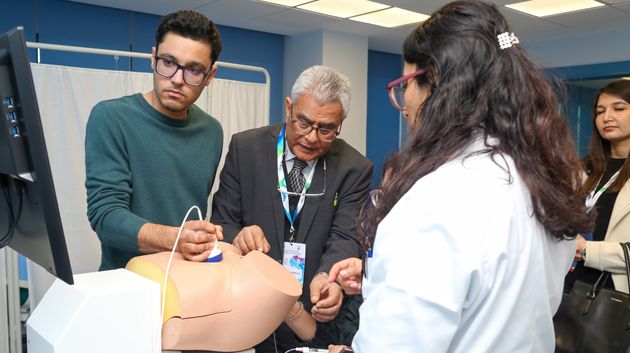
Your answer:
[283,242,306,286]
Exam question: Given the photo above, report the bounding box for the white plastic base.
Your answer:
[26,269,161,353]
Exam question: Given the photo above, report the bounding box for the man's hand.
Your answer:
[232,225,270,254]
[328,345,351,353]
[178,220,223,262]
[328,257,363,295]
[310,273,343,322]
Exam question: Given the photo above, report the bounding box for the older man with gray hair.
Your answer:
[211,65,372,352]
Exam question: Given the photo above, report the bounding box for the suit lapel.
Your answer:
[606,181,630,237]
[296,142,340,243]
[295,159,326,243]
[267,127,285,251]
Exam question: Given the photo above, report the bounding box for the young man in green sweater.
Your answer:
[85,10,224,270]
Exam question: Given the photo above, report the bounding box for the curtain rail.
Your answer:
[26,41,271,121]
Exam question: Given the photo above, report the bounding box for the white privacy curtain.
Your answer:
[27,63,267,306]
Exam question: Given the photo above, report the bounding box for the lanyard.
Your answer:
[585,169,621,211]
[277,125,318,242]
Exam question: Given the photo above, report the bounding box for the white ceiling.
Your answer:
[67,0,630,54]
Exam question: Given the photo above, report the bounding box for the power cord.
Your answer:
[159,205,203,333]
[0,177,23,248]
[284,347,329,353]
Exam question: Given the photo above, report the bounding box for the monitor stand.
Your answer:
[26,269,161,353]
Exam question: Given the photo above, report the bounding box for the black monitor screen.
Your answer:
[0,26,73,285]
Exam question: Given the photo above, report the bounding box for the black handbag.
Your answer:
[554,242,630,353]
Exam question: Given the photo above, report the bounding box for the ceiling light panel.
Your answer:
[505,0,606,17]
[298,0,390,18]
[258,0,312,6]
[350,7,429,28]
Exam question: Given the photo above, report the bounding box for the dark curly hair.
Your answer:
[156,10,222,66]
[359,0,592,250]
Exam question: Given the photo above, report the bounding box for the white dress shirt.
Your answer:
[353,139,575,353]
[285,143,316,177]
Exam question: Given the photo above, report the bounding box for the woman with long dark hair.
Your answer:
[567,79,630,293]
[329,1,591,352]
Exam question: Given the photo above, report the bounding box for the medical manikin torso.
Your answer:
[126,242,302,352]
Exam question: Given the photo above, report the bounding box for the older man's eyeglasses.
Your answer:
[277,158,327,198]
[290,109,342,143]
[154,56,212,87]
[386,68,427,111]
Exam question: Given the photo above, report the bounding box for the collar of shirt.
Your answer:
[285,142,316,176]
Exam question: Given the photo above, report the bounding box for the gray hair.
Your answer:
[290,65,352,118]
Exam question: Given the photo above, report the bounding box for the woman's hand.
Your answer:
[574,234,587,262]
[328,257,363,295]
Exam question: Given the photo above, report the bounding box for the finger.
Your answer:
[183,249,211,262]
[345,258,363,278]
[185,229,212,244]
[215,225,224,240]
[235,236,251,254]
[253,234,266,252]
[189,238,214,252]
[263,238,271,253]
[328,262,343,282]
[340,280,361,293]
[232,236,243,252]
[312,311,335,322]
[189,221,224,240]
[243,232,258,252]
[313,302,340,316]
[314,295,337,309]
[310,280,324,304]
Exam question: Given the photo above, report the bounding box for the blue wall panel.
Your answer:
[38,0,132,70]
[0,0,37,40]
[216,25,284,124]
[366,50,402,189]
[564,84,596,158]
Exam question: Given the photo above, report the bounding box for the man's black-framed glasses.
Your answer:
[154,56,212,87]
[386,68,427,111]
[290,108,342,143]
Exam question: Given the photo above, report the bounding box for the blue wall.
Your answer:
[0,0,285,123]
[564,84,596,158]
[366,50,402,188]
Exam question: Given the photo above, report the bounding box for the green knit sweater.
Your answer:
[85,93,223,270]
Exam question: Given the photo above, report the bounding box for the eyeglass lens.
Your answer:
[389,85,406,111]
[156,58,206,86]
[293,120,337,142]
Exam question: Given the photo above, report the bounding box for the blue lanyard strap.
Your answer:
[277,126,317,241]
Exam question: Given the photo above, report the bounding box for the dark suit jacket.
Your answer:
[211,124,372,306]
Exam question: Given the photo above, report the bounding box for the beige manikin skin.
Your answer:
[126,242,302,352]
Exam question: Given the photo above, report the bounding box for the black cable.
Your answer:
[0,179,23,248]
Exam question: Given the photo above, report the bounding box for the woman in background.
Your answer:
[329,1,591,352]
[567,79,630,294]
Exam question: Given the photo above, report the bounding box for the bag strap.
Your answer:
[621,242,630,331]
[581,242,630,316]
[621,242,630,292]
[582,271,609,315]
